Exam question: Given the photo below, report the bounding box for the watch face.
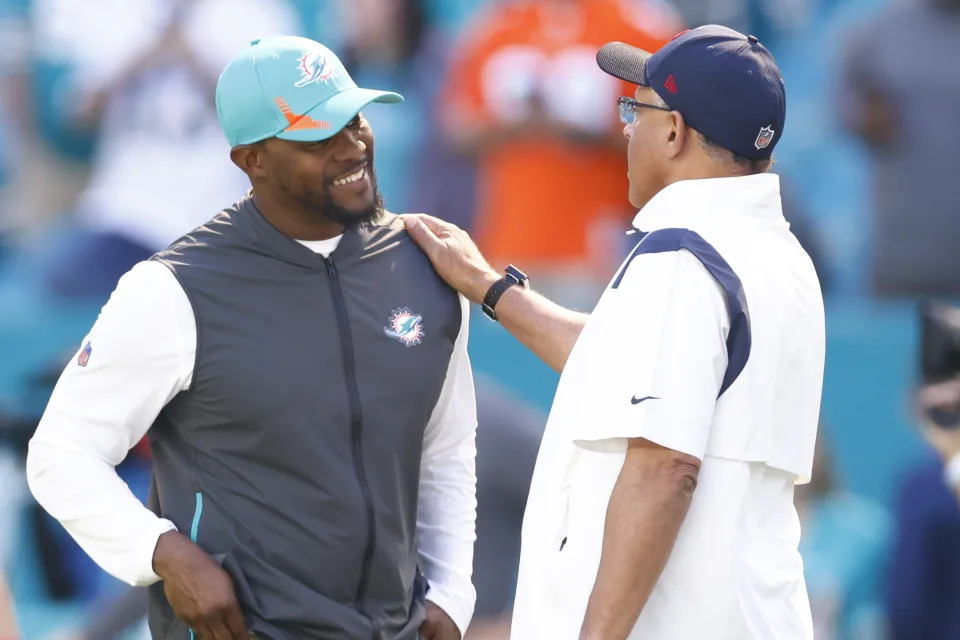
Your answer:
[505,264,528,286]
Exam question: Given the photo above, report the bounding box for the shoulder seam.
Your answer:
[150,258,201,393]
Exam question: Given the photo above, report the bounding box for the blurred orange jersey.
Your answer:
[440,0,679,266]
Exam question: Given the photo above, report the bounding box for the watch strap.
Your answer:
[482,265,529,322]
[482,277,516,321]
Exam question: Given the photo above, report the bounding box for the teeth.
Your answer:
[333,168,365,186]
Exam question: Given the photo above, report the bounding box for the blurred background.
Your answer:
[0,0,958,638]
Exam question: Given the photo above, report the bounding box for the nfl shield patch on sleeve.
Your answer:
[78,341,92,367]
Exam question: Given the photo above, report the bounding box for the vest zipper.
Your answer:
[323,256,379,631]
[188,492,203,640]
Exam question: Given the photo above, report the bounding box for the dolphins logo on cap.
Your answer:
[295,51,334,88]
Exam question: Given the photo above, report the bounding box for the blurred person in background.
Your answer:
[0,568,17,640]
[51,587,150,640]
[885,302,960,639]
[795,436,890,640]
[921,399,960,505]
[466,380,545,640]
[0,0,29,248]
[886,414,960,640]
[668,0,819,48]
[916,301,960,505]
[0,0,31,599]
[31,0,298,300]
[838,0,960,297]
[409,0,483,233]
[28,36,476,640]
[339,0,432,214]
[437,0,681,309]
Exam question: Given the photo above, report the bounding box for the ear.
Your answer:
[664,110,688,160]
[230,144,267,179]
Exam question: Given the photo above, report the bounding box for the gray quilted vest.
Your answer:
[145,193,461,640]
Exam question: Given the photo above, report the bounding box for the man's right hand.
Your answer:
[401,214,501,304]
[152,530,250,640]
[403,213,589,374]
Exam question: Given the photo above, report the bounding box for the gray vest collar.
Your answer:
[238,190,383,269]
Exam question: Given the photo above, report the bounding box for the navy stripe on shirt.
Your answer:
[612,228,751,397]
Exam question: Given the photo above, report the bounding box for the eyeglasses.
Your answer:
[618,96,672,125]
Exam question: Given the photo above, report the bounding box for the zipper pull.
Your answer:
[322,255,336,276]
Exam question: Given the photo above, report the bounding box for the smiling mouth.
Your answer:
[331,166,367,187]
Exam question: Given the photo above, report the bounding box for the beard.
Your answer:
[282,163,384,227]
[322,166,384,227]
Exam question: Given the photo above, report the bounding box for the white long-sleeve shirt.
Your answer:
[27,236,478,634]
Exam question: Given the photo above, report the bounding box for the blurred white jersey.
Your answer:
[511,174,825,639]
[33,0,298,249]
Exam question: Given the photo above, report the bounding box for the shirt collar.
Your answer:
[239,189,387,269]
[631,173,784,233]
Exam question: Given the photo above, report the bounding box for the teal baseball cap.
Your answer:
[215,35,403,147]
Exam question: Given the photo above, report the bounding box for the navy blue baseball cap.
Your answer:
[597,25,785,160]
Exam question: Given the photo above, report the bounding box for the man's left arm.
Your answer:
[579,440,700,640]
[572,250,730,639]
[418,294,478,640]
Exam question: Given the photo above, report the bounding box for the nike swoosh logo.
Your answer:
[631,395,660,405]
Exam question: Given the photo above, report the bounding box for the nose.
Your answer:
[332,127,367,161]
[623,123,634,139]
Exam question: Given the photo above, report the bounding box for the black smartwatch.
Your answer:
[482,265,529,322]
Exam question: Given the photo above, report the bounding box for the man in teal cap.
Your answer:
[27,35,476,640]
[216,35,405,231]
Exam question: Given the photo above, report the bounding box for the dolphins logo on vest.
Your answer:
[384,308,424,347]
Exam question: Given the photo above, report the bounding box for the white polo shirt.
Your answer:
[511,174,825,639]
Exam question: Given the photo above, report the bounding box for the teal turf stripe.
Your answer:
[189,492,203,542]
[188,492,203,640]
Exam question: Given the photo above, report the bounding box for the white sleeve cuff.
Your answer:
[132,518,179,586]
[426,583,476,638]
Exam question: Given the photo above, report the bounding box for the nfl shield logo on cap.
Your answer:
[754,125,775,151]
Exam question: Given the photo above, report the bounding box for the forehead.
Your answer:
[264,137,308,153]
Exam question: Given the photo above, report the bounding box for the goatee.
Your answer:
[320,166,384,227]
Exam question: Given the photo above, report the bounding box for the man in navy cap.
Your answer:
[403,25,824,639]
